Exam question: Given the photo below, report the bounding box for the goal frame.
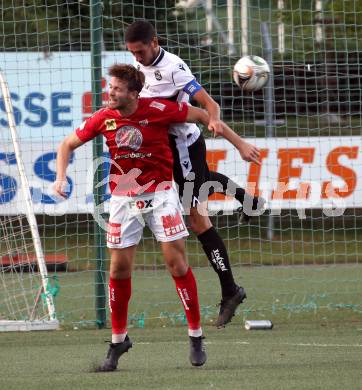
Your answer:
[0,69,59,331]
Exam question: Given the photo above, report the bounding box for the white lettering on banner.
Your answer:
[0,51,133,141]
[0,137,361,215]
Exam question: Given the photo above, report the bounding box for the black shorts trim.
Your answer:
[169,134,210,206]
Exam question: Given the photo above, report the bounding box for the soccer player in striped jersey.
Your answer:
[125,20,264,328]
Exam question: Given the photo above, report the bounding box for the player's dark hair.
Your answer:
[125,20,156,44]
[108,64,145,93]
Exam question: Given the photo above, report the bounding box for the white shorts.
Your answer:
[106,188,189,249]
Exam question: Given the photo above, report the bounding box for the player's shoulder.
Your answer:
[139,97,176,113]
[90,106,114,119]
[163,50,190,72]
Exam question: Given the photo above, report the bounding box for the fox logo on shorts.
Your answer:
[162,212,186,237]
[106,222,122,244]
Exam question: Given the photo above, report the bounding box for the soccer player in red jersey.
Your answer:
[54,64,210,370]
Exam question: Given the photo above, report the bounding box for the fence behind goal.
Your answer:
[0,0,361,329]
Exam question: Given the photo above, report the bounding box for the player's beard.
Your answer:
[108,97,127,110]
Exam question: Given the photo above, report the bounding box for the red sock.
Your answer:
[172,267,201,330]
[109,277,131,335]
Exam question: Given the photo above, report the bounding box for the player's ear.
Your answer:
[151,36,158,47]
[130,90,139,100]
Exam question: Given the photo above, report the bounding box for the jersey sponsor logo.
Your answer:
[129,198,154,210]
[105,119,117,131]
[139,119,149,126]
[115,125,143,151]
[154,70,162,80]
[162,212,186,237]
[178,64,186,71]
[115,152,152,160]
[106,222,121,244]
[211,249,228,271]
[149,101,166,111]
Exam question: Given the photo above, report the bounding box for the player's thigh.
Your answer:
[145,188,189,243]
[170,135,210,208]
[107,195,144,250]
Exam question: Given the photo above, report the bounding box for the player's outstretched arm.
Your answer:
[54,132,84,198]
[185,105,210,128]
[219,122,261,165]
[186,105,260,165]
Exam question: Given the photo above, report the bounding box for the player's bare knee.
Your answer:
[109,249,133,279]
[166,258,188,277]
[161,240,188,277]
[189,209,212,235]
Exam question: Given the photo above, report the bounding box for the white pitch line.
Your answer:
[136,340,362,348]
[281,342,362,348]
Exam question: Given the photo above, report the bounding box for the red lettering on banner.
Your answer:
[106,222,121,244]
[246,149,269,197]
[162,212,186,237]
[321,146,359,198]
[272,148,315,200]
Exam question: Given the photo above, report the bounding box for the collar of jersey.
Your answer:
[150,47,165,66]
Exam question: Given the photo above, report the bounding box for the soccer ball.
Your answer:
[233,55,270,92]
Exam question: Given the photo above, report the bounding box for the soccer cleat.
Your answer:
[189,336,207,367]
[98,335,132,372]
[238,196,266,224]
[216,286,247,328]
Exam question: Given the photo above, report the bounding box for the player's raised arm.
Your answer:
[186,105,260,165]
[54,132,84,198]
[192,88,223,134]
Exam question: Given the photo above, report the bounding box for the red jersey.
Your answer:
[75,98,188,196]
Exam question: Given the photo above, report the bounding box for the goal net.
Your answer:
[0,0,361,329]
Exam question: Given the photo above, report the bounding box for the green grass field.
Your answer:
[25,264,361,331]
[1,323,361,390]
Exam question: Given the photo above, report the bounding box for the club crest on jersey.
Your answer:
[154,70,162,80]
[115,125,143,151]
[105,119,117,131]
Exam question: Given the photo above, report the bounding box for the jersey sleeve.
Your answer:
[75,111,103,142]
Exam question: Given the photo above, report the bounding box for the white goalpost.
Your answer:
[0,70,59,331]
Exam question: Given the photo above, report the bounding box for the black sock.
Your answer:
[209,170,259,210]
[197,226,238,298]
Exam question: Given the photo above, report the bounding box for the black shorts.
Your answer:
[169,134,210,208]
